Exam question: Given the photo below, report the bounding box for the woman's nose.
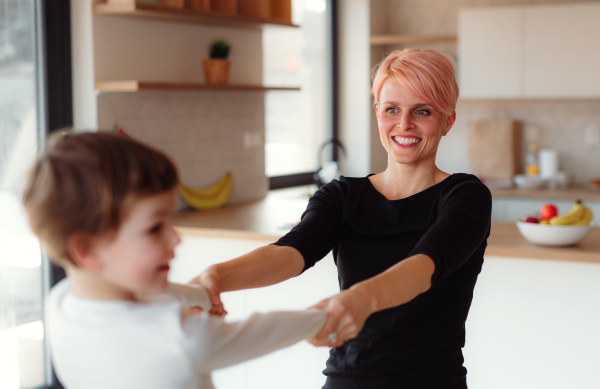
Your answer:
[398,112,414,131]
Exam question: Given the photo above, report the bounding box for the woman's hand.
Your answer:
[307,287,377,348]
[188,267,227,317]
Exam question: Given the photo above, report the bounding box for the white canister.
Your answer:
[539,149,558,180]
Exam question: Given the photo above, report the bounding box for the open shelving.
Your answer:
[370,34,457,46]
[93,2,299,30]
[95,80,300,92]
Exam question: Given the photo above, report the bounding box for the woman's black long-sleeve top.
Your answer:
[274,173,492,389]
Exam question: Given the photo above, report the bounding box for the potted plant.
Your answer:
[203,40,231,85]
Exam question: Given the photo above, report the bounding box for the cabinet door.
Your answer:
[524,3,600,98]
[459,7,524,99]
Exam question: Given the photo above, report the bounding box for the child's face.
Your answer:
[94,189,181,298]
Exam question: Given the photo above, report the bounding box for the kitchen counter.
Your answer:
[489,186,600,201]
[174,186,600,264]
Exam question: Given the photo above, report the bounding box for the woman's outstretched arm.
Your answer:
[308,254,434,347]
[188,245,305,312]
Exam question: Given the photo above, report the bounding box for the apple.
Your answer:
[540,203,558,220]
[523,216,540,223]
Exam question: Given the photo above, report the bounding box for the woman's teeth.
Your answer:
[393,137,421,145]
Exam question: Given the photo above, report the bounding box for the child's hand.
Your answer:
[188,268,227,317]
[306,289,373,348]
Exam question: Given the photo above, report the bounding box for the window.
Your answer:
[0,0,48,388]
[0,0,69,387]
[263,0,331,184]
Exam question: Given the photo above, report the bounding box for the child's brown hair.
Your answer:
[23,131,178,267]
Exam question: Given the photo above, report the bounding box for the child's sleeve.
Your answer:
[161,283,212,311]
[181,309,326,373]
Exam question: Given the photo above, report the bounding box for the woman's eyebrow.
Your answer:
[382,101,431,109]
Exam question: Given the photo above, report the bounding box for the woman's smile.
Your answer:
[392,135,422,147]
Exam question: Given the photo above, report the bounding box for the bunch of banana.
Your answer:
[179,172,232,210]
[549,200,593,226]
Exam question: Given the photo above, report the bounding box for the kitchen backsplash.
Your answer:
[97,92,268,205]
[436,99,600,185]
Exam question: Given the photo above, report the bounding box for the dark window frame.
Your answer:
[36,0,71,387]
[268,0,340,190]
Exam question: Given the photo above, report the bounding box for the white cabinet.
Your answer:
[459,3,600,99]
[524,3,600,98]
[459,7,523,99]
[464,256,600,389]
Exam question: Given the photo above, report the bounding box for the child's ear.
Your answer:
[66,233,103,270]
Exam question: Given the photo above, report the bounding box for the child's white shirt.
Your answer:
[46,279,326,389]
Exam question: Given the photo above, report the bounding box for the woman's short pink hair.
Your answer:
[372,49,459,117]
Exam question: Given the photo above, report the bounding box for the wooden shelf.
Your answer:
[370,34,457,46]
[95,80,300,92]
[93,2,298,30]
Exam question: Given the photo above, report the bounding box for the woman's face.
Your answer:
[376,81,455,167]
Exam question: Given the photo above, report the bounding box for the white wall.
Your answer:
[71,0,97,130]
[338,0,371,177]
[93,16,262,84]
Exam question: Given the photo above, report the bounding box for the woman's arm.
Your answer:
[188,245,305,311]
[189,179,347,312]
[308,254,434,347]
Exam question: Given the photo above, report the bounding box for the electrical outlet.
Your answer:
[584,126,599,145]
[243,131,262,149]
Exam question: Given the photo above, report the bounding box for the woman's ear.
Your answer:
[375,104,380,120]
[443,111,456,135]
[66,233,103,271]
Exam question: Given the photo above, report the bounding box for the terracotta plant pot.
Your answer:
[203,59,230,85]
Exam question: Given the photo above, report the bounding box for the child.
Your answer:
[23,132,326,389]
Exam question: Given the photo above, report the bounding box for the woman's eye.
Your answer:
[416,109,429,116]
[386,107,398,114]
[149,223,163,234]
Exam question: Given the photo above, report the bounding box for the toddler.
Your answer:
[23,132,326,389]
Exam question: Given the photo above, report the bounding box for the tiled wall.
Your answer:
[97,92,268,206]
[370,0,600,185]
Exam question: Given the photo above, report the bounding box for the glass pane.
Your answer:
[263,0,328,176]
[0,0,47,388]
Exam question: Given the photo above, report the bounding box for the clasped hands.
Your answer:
[187,270,375,347]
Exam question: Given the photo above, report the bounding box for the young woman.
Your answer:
[191,49,492,389]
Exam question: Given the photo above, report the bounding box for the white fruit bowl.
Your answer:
[516,221,594,246]
[513,174,549,190]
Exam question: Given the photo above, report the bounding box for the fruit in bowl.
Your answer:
[516,200,594,246]
[522,216,540,224]
[540,203,558,221]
